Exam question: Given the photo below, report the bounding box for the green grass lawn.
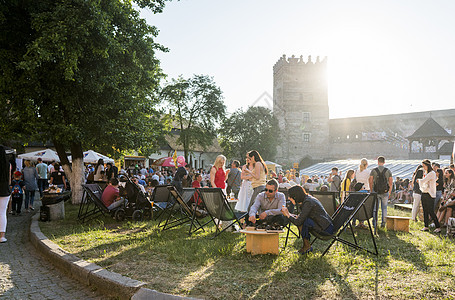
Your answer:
[40,204,455,299]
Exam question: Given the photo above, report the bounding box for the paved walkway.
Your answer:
[0,197,107,299]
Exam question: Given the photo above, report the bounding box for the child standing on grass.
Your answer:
[10,171,25,215]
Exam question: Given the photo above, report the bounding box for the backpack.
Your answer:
[11,180,23,196]
[373,167,389,194]
[349,178,364,192]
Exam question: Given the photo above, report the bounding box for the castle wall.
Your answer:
[329,109,455,159]
[273,54,455,165]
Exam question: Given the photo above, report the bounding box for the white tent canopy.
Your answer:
[264,160,283,172]
[18,149,60,162]
[69,150,114,164]
[299,159,451,180]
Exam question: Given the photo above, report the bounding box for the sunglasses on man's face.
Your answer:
[265,188,276,193]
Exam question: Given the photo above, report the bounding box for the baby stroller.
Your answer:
[118,175,153,221]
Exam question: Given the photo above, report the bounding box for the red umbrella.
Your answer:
[153,156,186,167]
[151,157,167,166]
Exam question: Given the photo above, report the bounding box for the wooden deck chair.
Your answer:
[197,188,248,238]
[310,192,378,256]
[283,191,337,250]
[160,186,205,234]
[78,184,121,223]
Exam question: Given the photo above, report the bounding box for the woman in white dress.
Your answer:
[353,158,370,228]
[355,158,371,192]
[235,155,254,212]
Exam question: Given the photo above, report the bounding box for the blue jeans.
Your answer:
[38,179,48,197]
[25,190,35,209]
[107,198,125,210]
[373,192,388,227]
[301,218,334,240]
[434,190,443,211]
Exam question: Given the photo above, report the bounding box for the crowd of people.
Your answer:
[6,158,69,217]
[1,142,454,247]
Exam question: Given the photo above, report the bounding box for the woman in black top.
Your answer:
[49,163,67,190]
[281,186,333,254]
[411,165,424,221]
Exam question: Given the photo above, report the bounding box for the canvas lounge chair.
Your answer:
[149,185,173,221]
[351,192,378,234]
[310,191,338,217]
[310,192,378,256]
[78,184,124,223]
[160,186,205,234]
[197,188,248,238]
[283,191,338,250]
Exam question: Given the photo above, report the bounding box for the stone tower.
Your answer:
[273,54,329,167]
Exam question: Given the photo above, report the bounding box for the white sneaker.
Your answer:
[0,237,7,243]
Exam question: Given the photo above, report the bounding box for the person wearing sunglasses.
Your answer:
[247,179,287,228]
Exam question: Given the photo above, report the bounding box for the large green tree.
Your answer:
[0,0,169,203]
[160,75,226,161]
[219,106,280,162]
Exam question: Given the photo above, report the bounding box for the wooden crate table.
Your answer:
[386,216,411,232]
[240,230,284,255]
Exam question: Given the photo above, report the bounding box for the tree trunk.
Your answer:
[69,142,84,204]
[53,140,84,204]
[183,135,188,165]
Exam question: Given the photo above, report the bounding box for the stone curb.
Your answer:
[29,214,194,299]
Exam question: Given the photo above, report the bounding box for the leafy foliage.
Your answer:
[160,75,226,160]
[219,106,280,161]
[0,0,169,157]
[0,0,170,203]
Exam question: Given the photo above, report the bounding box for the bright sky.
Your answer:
[141,0,455,119]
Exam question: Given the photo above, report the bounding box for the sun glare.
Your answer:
[324,24,411,119]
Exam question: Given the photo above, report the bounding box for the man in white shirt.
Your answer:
[293,172,301,185]
[303,179,319,192]
[151,172,160,182]
[279,177,292,189]
[140,166,148,177]
[48,161,55,175]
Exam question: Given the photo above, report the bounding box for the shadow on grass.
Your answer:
[40,204,455,299]
[281,224,431,299]
[66,215,264,281]
[243,253,358,299]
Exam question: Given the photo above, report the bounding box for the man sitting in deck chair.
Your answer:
[281,185,333,255]
[247,179,288,229]
[101,178,125,210]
